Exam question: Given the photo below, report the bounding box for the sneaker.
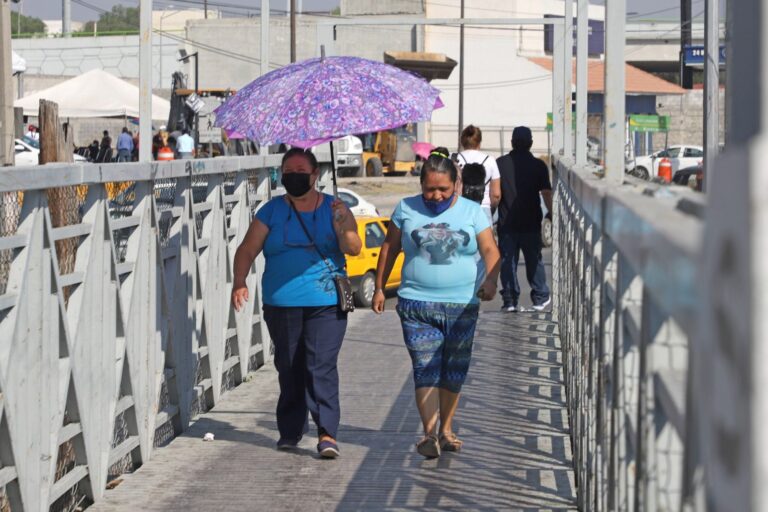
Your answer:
[501,303,518,312]
[531,297,552,312]
[317,439,340,459]
[277,436,302,450]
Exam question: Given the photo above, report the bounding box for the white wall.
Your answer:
[13,34,180,90]
[424,0,603,154]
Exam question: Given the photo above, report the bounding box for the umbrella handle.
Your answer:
[329,140,338,199]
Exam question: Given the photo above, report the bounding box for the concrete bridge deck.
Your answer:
[91,309,574,511]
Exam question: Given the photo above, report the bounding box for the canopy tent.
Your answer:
[15,69,170,120]
[12,51,25,74]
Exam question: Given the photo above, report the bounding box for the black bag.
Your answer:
[288,198,355,313]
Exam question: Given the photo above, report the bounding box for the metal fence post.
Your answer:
[139,0,153,162]
[603,0,625,184]
[563,0,574,158]
[703,0,720,193]
[552,23,565,158]
[575,0,589,166]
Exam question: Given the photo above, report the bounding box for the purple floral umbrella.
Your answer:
[213,55,443,148]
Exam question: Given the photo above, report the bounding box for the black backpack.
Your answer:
[457,153,491,187]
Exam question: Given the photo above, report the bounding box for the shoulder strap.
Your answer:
[287,197,338,274]
[457,152,468,165]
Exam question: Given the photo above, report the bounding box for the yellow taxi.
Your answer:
[346,216,404,307]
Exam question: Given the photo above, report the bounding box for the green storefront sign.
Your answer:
[628,114,670,133]
[546,112,576,132]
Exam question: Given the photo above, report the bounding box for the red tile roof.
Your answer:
[528,57,685,95]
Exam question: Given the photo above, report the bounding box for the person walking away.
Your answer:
[116,127,134,162]
[87,140,99,162]
[176,129,195,159]
[456,125,501,225]
[372,152,501,459]
[100,130,112,151]
[232,148,361,458]
[496,126,553,312]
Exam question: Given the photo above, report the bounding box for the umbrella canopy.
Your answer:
[412,141,436,160]
[214,55,442,148]
[15,69,170,119]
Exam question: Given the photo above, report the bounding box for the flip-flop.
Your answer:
[416,434,441,459]
[439,432,463,452]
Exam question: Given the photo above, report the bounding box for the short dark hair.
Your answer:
[420,153,457,184]
[122,127,129,133]
[512,139,533,151]
[182,129,189,135]
[103,130,109,136]
[460,125,482,149]
[281,147,319,170]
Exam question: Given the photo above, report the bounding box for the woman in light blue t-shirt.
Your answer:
[231,148,361,459]
[372,150,501,459]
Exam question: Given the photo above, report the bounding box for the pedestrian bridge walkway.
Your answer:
[91,311,575,511]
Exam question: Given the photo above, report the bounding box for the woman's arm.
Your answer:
[490,178,501,209]
[476,227,501,301]
[372,224,403,313]
[232,218,269,311]
[331,199,362,256]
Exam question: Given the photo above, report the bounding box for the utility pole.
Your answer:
[457,0,464,150]
[290,0,296,63]
[680,0,693,88]
[204,0,208,19]
[603,0,625,184]
[62,0,71,37]
[0,0,13,166]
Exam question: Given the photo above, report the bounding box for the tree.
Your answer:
[80,5,139,34]
[11,11,46,36]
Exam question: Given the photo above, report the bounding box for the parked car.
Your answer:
[346,216,404,307]
[672,164,704,192]
[628,145,703,180]
[336,187,380,217]
[14,136,87,166]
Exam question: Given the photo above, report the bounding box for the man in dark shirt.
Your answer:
[496,126,553,312]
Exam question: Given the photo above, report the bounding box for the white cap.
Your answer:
[159,125,167,131]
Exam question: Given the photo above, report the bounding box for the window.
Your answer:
[666,147,681,158]
[338,191,359,209]
[684,147,703,158]
[365,222,386,249]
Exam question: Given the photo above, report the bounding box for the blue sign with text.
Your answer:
[683,45,726,66]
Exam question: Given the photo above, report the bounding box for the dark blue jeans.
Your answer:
[499,232,550,306]
[263,305,347,440]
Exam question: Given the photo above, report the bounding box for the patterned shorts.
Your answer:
[396,297,480,393]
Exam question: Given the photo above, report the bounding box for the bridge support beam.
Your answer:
[602,0,625,184]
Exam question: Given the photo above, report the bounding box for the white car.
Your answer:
[14,136,87,166]
[336,188,380,217]
[310,135,364,177]
[629,145,703,180]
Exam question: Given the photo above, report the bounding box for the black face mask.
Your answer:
[281,172,313,197]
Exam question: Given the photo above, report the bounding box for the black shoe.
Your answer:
[277,436,302,450]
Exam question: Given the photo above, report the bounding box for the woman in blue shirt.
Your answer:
[372,151,501,459]
[232,148,361,458]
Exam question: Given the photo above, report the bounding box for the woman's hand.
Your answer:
[331,199,353,227]
[372,289,386,314]
[476,277,497,302]
[232,283,249,312]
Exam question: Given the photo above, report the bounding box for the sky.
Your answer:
[21,0,717,23]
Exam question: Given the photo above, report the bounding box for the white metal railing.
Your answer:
[0,155,292,510]
[552,157,704,511]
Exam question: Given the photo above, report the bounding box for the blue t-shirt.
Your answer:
[391,195,491,304]
[255,194,346,307]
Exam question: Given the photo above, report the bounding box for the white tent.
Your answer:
[15,69,170,120]
[12,51,25,74]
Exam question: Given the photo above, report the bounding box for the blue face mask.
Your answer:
[423,194,454,215]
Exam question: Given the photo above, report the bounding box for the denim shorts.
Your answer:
[396,297,480,393]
